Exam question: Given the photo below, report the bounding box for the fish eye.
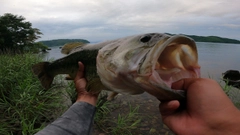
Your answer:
[140,35,151,43]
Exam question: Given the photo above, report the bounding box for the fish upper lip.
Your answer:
[139,35,200,88]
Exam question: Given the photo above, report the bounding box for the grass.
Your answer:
[93,92,141,135]
[94,92,112,129]
[221,80,240,109]
[0,52,141,135]
[0,53,68,135]
[108,104,141,135]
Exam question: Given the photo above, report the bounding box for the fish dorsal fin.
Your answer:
[61,42,87,54]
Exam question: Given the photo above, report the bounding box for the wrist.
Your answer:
[209,109,240,135]
[224,110,240,134]
[75,93,98,106]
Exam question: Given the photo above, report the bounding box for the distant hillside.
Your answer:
[39,39,90,47]
[166,33,240,44]
[187,35,240,44]
[39,34,240,46]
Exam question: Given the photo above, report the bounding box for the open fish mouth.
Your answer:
[138,35,200,89]
[97,33,200,100]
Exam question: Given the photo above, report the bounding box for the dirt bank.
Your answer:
[93,92,175,135]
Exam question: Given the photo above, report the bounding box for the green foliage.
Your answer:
[0,53,65,134]
[0,13,42,52]
[109,105,141,135]
[94,92,113,131]
[65,81,78,104]
[93,94,141,135]
[39,39,90,47]
[222,82,240,109]
[31,42,49,53]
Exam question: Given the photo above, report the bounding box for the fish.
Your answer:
[32,33,200,101]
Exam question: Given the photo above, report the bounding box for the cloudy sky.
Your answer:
[1,0,240,42]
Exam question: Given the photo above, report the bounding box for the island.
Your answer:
[39,39,90,47]
[166,33,240,44]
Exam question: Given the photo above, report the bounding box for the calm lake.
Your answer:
[42,42,240,82]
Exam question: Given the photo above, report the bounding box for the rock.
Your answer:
[148,99,153,102]
[122,101,128,105]
[223,70,240,88]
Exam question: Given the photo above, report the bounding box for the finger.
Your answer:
[171,78,198,90]
[74,62,85,82]
[159,100,180,116]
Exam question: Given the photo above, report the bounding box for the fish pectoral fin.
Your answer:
[86,78,106,94]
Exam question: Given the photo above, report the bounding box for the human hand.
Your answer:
[74,62,98,106]
[159,78,240,135]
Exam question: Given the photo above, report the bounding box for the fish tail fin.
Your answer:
[32,62,53,89]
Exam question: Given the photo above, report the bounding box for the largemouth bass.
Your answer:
[32,33,200,100]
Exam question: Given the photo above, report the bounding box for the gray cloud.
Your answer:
[1,0,240,42]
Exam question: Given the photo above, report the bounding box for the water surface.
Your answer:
[197,42,240,81]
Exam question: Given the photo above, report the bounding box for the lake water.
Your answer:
[42,42,240,82]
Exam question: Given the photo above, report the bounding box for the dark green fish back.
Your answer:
[32,49,100,89]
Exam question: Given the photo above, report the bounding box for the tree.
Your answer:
[0,13,42,52]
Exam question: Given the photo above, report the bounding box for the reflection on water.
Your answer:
[40,46,65,60]
[197,42,240,80]
[42,43,240,81]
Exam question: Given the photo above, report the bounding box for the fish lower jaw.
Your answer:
[156,68,200,87]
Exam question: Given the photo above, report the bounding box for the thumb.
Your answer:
[74,62,85,82]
